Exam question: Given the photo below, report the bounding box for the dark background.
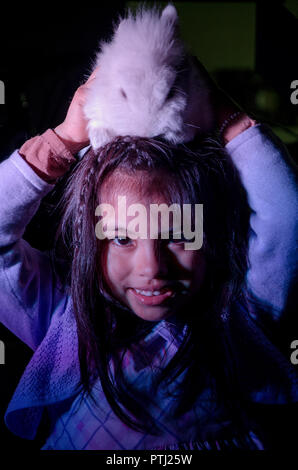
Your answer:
[0,0,297,451]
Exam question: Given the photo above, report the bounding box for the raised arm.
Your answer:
[0,71,96,350]
[225,122,298,316]
[190,56,297,317]
[0,136,74,350]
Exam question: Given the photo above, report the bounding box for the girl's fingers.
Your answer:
[79,75,96,95]
[85,66,100,83]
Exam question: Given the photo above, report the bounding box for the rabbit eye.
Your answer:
[120,89,127,99]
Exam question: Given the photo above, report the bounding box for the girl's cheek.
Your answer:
[174,248,206,283]
[191,251,207,289]
[106,245,133,283]
[171,246,201,271]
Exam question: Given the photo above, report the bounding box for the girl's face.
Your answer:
[99,173,206,322]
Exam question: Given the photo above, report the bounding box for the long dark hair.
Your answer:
[54,135,250,434]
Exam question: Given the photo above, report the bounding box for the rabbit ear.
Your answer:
[161,4,178,23]
[114,16,127,35]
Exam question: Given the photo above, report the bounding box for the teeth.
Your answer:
[134,289,163,296]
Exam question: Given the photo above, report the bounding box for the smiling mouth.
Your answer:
[128,287,175,306]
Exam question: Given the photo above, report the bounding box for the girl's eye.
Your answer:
[159,237,184,249]
[168,239,185,247]
[112,237,133,246]
[167,235,195,247]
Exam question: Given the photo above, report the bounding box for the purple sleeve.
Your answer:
[226,124,298,316]
[0,150,68,350]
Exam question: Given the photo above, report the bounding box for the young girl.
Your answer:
[0,63,297,450]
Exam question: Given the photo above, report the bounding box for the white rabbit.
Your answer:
[84,4,201,150]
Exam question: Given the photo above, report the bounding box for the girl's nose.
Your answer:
[134,240,168,279]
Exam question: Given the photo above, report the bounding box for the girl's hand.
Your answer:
[190,56,255,143]
[54,68,99,154]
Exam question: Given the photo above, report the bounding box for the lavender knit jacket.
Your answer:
[0,124,297,441]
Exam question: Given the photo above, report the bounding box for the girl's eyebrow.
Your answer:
[113,226,137,237]
[114,226,129,234]
[112,226,182,239]
[104,225,126,233]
